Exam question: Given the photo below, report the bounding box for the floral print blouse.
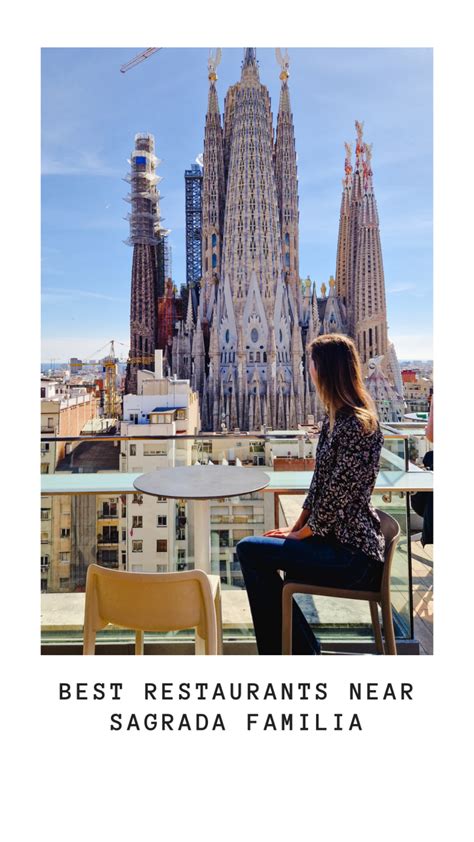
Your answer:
[302,411,385,563]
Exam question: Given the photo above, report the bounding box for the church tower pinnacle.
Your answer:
[352,135,388,366]
[200,49,225,324]
[335,141,353,309]
[274,48,301,321]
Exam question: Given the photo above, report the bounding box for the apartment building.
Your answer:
[41,376,98,592]
[120,351,200,574]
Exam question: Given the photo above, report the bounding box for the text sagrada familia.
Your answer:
[125,48,404,429]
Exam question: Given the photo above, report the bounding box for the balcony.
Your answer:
[40,429,433,655]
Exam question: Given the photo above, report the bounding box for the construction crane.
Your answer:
[103,341,120,419]
[70,341,125,420]
[120,48,162,74]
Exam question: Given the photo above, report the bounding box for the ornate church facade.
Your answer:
[149,49,403,429]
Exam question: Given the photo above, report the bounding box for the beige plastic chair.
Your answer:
[282,510,401,656]
[83,565,223,655]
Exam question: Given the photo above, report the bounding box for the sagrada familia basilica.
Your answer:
[125,48,405,429]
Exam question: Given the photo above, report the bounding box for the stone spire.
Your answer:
[221,50,283,312]
[185,284,195,332]
[191,50,303,431]
[242,48,258,69]
[335,141,353,309]
[311,283,321,336]
[201,50,225,323]
[274,49,301,320]
[346,120,365,336]
[353,137,388,366]
[124,133,162,394]
[365,356,404,423]
[385,339,404,399]
[191,312,205,393]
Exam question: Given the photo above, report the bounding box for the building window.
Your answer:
[122,529,126,542]
[157,515,167,527]
[41,532,49,544]
[41,387,46,398]
[176,410,186,420]
[60,528,70,538]
[98,549,118,566]
[131,564,143,572]
[41,508,50,521]
[156,496,167,502]
[219,530,230,548]
[101,527,118,544]
[132,540,143,553]
[132,494,143,505]
[132,516,143,529]
[102,502,117,517]
[41,464,49,474]
[156,540,168,553]
[130,444,137,456]
[59,552,70,562]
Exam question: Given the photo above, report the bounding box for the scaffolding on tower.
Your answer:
[185,162,203,286]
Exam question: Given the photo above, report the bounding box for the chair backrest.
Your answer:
[375,509,401,593]
[84,564,215,634]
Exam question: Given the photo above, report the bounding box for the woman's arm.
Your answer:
[304,419,382,538]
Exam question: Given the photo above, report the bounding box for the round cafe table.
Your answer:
[133,465,270,573]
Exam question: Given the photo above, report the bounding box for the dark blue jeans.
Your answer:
[236,534,383,655]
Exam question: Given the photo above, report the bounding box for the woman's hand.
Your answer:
[286,525,314,541]
[263,527,292,538]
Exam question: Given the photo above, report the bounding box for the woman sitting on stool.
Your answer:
[236,333,385,655]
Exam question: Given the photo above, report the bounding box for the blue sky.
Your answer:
[41,47,432,363]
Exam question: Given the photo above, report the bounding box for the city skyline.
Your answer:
[41,47,433,362]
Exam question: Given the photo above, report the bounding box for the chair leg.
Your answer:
[369,601,385,654]
[135,630,144,655]
[83,627,96,655]
[214,586,223,655]
[381,598,397,655]
[195,627,207,655]
[281,587,293,655]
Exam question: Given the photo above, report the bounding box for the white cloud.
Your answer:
[41,336,130,362]
[390,332,433,360]
[41,150,121,178]
[41,287,127,304]
[387,282,415,293]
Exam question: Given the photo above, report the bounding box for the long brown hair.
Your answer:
[308,333,378,433]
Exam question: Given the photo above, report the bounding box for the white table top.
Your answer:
[133,465,271,500]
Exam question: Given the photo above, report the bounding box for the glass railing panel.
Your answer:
[40,430,425,648]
